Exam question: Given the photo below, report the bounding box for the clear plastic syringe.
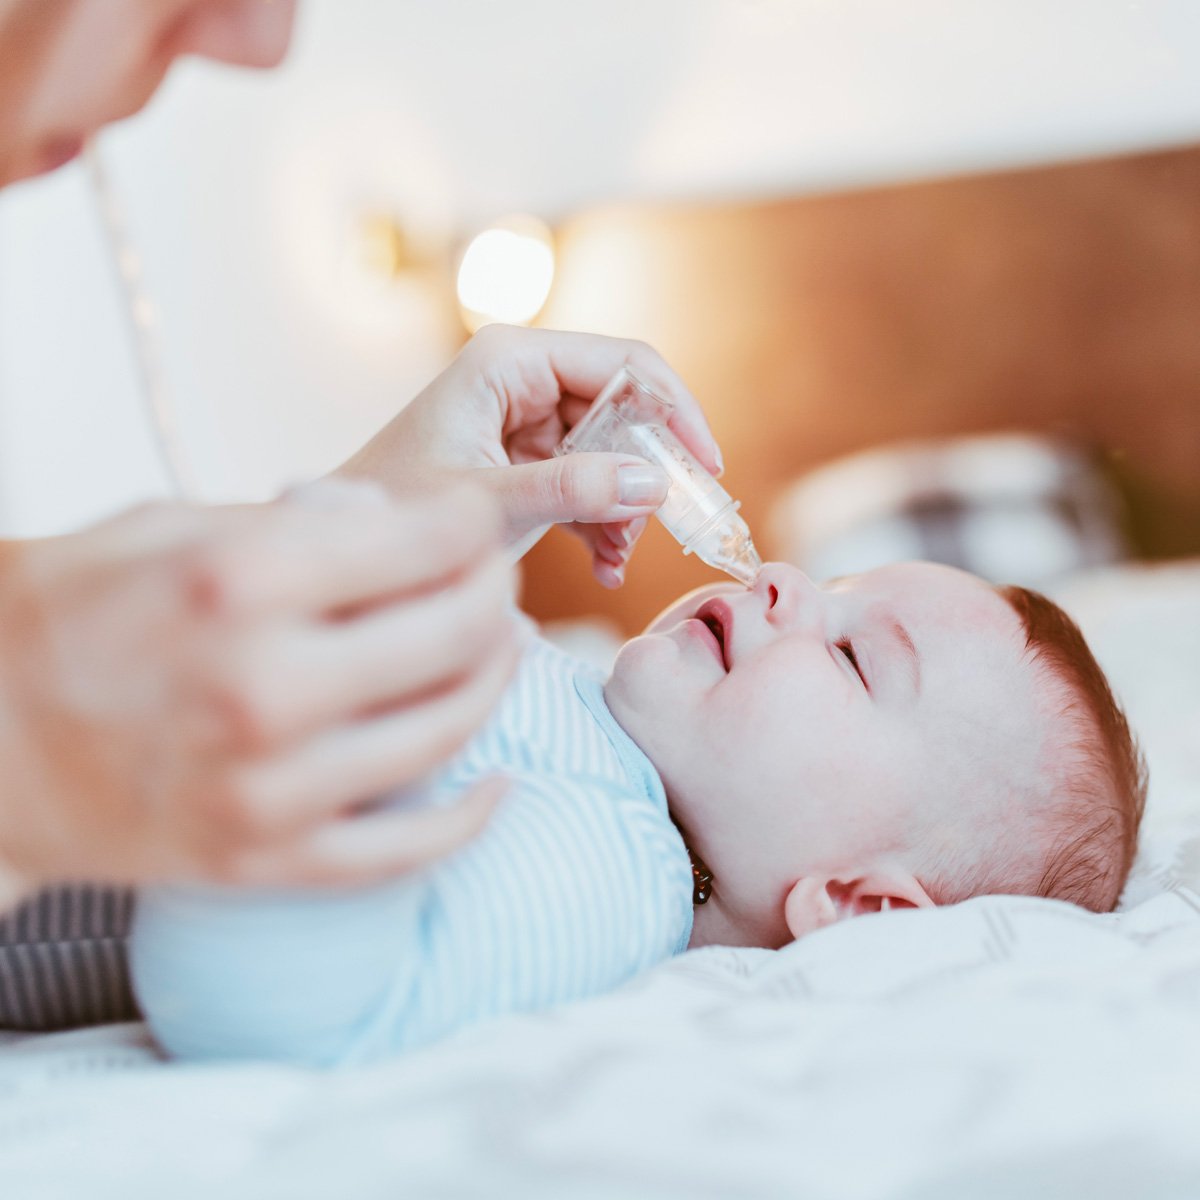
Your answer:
[555,367,762,585]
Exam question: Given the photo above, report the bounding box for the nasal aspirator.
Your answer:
[556,368,762,585]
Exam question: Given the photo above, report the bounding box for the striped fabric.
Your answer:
[132,631,695,1065]
[0,884,137,1030]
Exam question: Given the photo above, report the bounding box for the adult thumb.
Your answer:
[480,454,669,537]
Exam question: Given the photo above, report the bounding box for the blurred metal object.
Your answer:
[356,212,449,281]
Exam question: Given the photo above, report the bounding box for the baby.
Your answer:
[131,560,1145,1065]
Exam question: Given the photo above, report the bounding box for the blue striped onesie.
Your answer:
[130,631,694,1065]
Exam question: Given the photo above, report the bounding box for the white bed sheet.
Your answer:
[1,563,1198,1200]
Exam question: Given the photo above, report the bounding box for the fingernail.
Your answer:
[713,445,725,476]
[597,541,624,567]
[618,465,668,507]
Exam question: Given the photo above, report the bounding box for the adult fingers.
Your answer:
[300,775,510,885]
[593,557,624,590]
[228,776,509,888]
[177,479,503,621]
[567,516,648,590]
[477,453,667,540]
[598,515,648,559]
[307,554,517,724]
[219,632,521,839]
[590,526,627,589]
[467,326,723,476]
[192,555,518,756]
[624,514,650,549]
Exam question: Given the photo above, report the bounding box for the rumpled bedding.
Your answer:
[0,563,1197,1200]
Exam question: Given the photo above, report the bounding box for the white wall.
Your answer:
[2,0,1199,535]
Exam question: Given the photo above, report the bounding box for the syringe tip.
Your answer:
[690,513,762,586]
[723,546,762,587]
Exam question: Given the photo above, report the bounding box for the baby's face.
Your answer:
[605,562,1048,947]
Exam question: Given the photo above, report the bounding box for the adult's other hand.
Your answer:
[0,478,518,909]
[341,325,723,588]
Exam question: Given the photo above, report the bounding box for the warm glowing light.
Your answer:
[456,216,555,331]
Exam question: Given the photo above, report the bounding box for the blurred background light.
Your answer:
[456,215,555,331]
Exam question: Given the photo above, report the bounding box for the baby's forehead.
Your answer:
[834,565,1070,821]
[859,565,1042,715]
[839,562,1021,643]
[844,560,985,598]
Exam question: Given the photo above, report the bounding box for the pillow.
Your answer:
[0,885,137,1031]
[768,433,1128,588]
[1050,561,1200,840]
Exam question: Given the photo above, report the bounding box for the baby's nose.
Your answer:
[754,562,823,631]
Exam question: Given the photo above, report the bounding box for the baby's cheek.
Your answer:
[702,682,794,773]
[609,636,674,700]
[607,637,705,757]
[712,658,853,758]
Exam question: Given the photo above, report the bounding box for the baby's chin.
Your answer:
[642,582,745,635]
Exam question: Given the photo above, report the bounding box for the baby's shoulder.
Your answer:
[454,634,617,779]
[445,768,692,953]
[499,768,689,884]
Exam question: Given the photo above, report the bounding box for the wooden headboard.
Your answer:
[523,144,1200,635]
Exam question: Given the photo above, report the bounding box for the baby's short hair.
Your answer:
[928,586,1147,913]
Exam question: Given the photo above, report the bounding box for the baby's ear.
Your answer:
[783,870,935,941]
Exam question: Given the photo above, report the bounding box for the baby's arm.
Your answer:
[131,774,691,1065]
[131,877,430,1066]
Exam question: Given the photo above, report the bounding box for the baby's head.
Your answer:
[605,562,1146,949]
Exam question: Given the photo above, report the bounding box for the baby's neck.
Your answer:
[603,685,758,949]
[687,896,767,950]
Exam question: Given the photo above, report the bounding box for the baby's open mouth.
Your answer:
[693,599,732,671]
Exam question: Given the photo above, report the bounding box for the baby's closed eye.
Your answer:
[835,640,866,689]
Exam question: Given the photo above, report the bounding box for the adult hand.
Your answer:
[340,325,723,588]
[0,478,519,909]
